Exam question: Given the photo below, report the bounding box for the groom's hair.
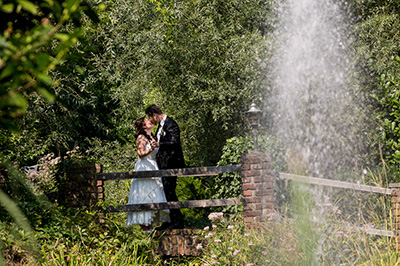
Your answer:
[145,104,163,116]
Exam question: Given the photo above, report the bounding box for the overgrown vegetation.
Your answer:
[353,0,400,176]
[1,0,400,264]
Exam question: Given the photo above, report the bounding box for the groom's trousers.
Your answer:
[162,176,184,227]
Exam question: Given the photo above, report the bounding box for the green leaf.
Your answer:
[1,3,14,13]
[53,33,70,42]
[37,87,55,102]
[7,92,28,109]
[0,36,9,48]
[37,73,53,85]
[35,54,51,71]
[0,63,15,80]
[0,189,33,233]
[66,0,79,12]
[17,0,38,14]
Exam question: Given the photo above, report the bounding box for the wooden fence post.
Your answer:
[64,162,103,207]
[241,152,274,225]
[390,183,400,250]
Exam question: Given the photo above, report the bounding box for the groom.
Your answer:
[145,104,185,229]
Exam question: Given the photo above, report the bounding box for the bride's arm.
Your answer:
[137,135,154,159]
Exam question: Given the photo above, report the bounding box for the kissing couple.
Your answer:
[126,104,185,232]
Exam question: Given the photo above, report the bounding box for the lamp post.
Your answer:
[245,102,262,152]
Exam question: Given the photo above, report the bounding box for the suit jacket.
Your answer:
[156,117,185,169]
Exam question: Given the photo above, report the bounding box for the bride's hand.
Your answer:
[150,140,159,148]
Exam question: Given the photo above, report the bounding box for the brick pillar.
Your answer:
[65,162,102,207]
[390,183,400,250]
[153,229,202,257]
[241,152,274,225]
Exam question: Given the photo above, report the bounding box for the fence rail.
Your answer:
[279,172,394,237]
[104,198,241,212]
[96,165,241,181]
[279,172,392,195]
[97,165,242,212]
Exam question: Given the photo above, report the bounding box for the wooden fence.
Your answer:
[64,157,400,253]
[65,152,275,224]
[278,172,395,238]
[279,172,393,195]
[98,165,242,212]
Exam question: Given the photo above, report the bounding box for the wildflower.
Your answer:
[333,206,342,214]
[228,247,233,250]
[244,233,250,237]
[211,260,219,265]
[204,226,210,231]
[205,233,213,239]
[247,264,254,266]
[262,251,268,256]
[265,260,270,263]
[214,239,222,243]
[233,250,240,256]
[208,212,224,221]
[196,243,203,250]
[248,241,254,246]
[211,255,217,259]
[227,225,234,229]
[212,224,217,228]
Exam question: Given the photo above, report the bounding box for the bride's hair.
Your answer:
[134,117,153,140]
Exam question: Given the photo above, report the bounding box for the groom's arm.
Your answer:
[159,119,181,148]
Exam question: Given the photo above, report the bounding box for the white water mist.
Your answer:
[269,0,367,179]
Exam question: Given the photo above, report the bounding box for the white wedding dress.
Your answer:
[126,142,170,227]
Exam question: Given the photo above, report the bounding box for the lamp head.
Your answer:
[245,102,262,128]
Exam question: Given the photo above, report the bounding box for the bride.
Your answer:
[126,117,170,232]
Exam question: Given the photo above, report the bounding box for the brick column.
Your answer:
[153,229,202,257]
[390,183,400,250]
[241,152,274,225]
[65,162,102,207]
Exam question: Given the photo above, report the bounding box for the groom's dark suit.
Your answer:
[156,116,185,228]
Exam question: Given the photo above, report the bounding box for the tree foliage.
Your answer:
[353,0,400,173]
[7,0,273,169]
[0,0,98,131]
[0,0,99,261]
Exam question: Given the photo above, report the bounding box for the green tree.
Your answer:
[353,0,400,175]
[0,0,99,131]
[15,0,274,171]
[82,0,273,167]
[0,0,99,261]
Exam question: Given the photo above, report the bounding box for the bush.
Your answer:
[212,134,286,212]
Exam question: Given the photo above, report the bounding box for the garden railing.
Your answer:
[96,165,242,212]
